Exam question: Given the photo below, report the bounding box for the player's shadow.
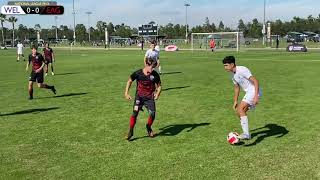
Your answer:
[38,92,88,99]
[162,71,183,75]
[157,123,210,136]
[0,107,59,117]
[245,123,289,147]
[54,72,80,76]
[162,86,191,92]
[128,123,210,142]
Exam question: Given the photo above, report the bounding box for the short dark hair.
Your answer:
[150,40,156,45]
[222,56,236,64]
[31,45,38,50]
[146,57,157,68]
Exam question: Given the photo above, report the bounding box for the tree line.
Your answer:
[1,13,320,44]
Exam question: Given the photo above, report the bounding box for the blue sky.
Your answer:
[1,0,320,29]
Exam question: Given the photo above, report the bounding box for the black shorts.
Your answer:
[133,95,156,113]
[29,70,44,83]
[45,58,52,64]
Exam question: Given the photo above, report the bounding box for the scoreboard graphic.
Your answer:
[1,1,64,15]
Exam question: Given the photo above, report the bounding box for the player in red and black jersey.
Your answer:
[124,58,162,141]
[43,42,55,76]
[26,45,56,100]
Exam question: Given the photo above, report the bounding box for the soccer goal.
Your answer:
[191,32,244,52]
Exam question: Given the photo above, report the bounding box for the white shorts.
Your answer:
[242,89,262,107]
[17,50,23,55]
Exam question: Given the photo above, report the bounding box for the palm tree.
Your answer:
[0,13,6,46]
[8,16,17,47]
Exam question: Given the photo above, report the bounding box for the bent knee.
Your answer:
[237,107,246,115]
[148,110,156,118]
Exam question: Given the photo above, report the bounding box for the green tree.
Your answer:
[247,18,262,38]
[96,21,107,40]
[191,25,204,33]
[59,25,73,40]
[210,22,216,32]
[238,19,247,35]
[8,16,17,46]
[114,23,132,38]
[204,17,210,32]
[17,24,28,40]
[107,22,115,35]
[271,19,285,36]
[218,21,224,31]
[75,24,87,42]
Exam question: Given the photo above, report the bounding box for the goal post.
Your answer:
[191,32,243,52]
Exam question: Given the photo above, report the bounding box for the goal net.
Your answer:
[191,32,244,52]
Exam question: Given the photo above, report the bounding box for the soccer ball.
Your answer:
[227,132,240,145]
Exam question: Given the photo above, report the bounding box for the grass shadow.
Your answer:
[162,86,190,92]
[38,92,88,99]
[0,107,59,117]
[53,72,80,76]
[157,123,210,136]
[128,123,210,142]
[244,123,289,147]
[162,71,183,75]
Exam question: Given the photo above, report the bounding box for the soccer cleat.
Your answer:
[29,96,33,100]
[146,124,155,138]
[51,72,55,76]
[125,128,133,140]
[238,133,251,140]
[51,86,56,94]
[45,73,48,76]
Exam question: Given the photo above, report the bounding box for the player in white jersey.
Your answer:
[222,56,260,140]
[144,40,161,74]
[17,42,25,62]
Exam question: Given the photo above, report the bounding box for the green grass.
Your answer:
[1,48,320,179]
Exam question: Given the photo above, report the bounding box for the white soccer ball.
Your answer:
[227,132,240,145]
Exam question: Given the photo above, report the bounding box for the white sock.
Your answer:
[17,56,20,61]
[159,66,161,73]
[240,116,249,135]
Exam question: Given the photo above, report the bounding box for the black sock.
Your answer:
[29,89,33,98]
[42,84,53,89]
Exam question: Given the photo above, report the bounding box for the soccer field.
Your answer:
[0,48,320,179]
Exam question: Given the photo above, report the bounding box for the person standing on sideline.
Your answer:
[141,38,144,51]
[222,56,261,140]
[276,35,280,49]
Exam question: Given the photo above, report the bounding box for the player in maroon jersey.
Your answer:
[26,45,56,100]
[124,58,162,141]
[43,42,55,76]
